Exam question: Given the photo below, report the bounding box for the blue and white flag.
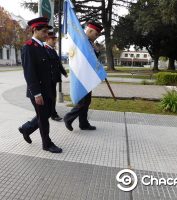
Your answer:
[63,0,107,104]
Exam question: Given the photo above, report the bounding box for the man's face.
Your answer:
[34,27,49,42]
[85,28,100,42]
[46,37,57,48]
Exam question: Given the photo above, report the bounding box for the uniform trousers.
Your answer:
[51,81,58,117]
[64,92,92,128]
[21,97,53,148]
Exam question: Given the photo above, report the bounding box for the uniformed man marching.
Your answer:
[45,32,68,121]
[18,17,62,153]
[64,20,103,131]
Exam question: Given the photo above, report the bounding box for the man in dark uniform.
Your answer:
[45,32,68,121]
[18,17,62,153]
[64,21,103,131]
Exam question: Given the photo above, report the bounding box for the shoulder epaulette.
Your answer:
[24,40,33,45]
[24,40,39,47]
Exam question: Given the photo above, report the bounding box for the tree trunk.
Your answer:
[105,30,115,71]
[101,0,114,71]
[168,58,175,71]
[152,56,159,71]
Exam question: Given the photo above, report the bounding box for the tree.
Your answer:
[113,13,162,70]
[114,0,177,71]
[8,21,31,64]
[132,0,177,71]
[158,0,177,70]
[158,0,177,25]
[22,0,135,71]
[0,7,14,47]
[67,0,135,71]
[0,6,29,64]
[113,16,135,50]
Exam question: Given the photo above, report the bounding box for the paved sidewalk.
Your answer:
[0,66,22,72]
[1,71,177,200]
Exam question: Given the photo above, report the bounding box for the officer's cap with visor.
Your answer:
[28,17,53,30]
[47,31,57,39]
[86,20,103,34]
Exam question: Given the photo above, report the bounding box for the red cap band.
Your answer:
[87,24,101,33]
[31,22,48,28]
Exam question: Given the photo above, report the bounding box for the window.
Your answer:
[7,49,10,60]
[0,49,3,59]
[136,54,140,58]
[125,53,128,57]
[130,54,134,57]
[144,54,147,58]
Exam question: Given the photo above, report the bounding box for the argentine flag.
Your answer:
[63,0,107,104]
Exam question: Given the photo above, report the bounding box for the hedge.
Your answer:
[155,72,177,85]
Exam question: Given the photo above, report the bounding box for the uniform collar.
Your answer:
[32,37,44,47]
[45,43,53,49]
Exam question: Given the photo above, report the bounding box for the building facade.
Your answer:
[99,48,152,67]
[0,47,21,65]
[120,50,152,67]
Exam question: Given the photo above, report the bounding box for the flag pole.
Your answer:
[105,78,117,101]
[58,0,64,102]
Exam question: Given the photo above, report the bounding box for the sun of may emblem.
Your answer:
[69,48,75,58]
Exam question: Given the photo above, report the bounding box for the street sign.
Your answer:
[41,0,51,21]
[38,0,54,26]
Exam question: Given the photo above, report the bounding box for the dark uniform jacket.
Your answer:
[45,45,67,83]
[89,40,100,58]
[21,39,54,99]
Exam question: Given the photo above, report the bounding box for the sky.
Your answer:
[0,0,38,20]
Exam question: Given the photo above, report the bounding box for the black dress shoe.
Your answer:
[43,145,63,153]
[18,127,32,144]
[51,115,62,121]
[80,125,96,130]
[64,118,73,131]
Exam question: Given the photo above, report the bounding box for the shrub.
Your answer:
[155,72,177,85]
[141,79,154,85]
[160,90,177,113]
[141,79,148,85]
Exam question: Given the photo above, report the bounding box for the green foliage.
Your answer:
[64,96,161,114]
[22,2,37,13]
[155,72,177,85]
[141,80,153,85]
[159,56,168,62]
[160,90,177,113]
[114,0,177,71]
[159,0,177,24]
